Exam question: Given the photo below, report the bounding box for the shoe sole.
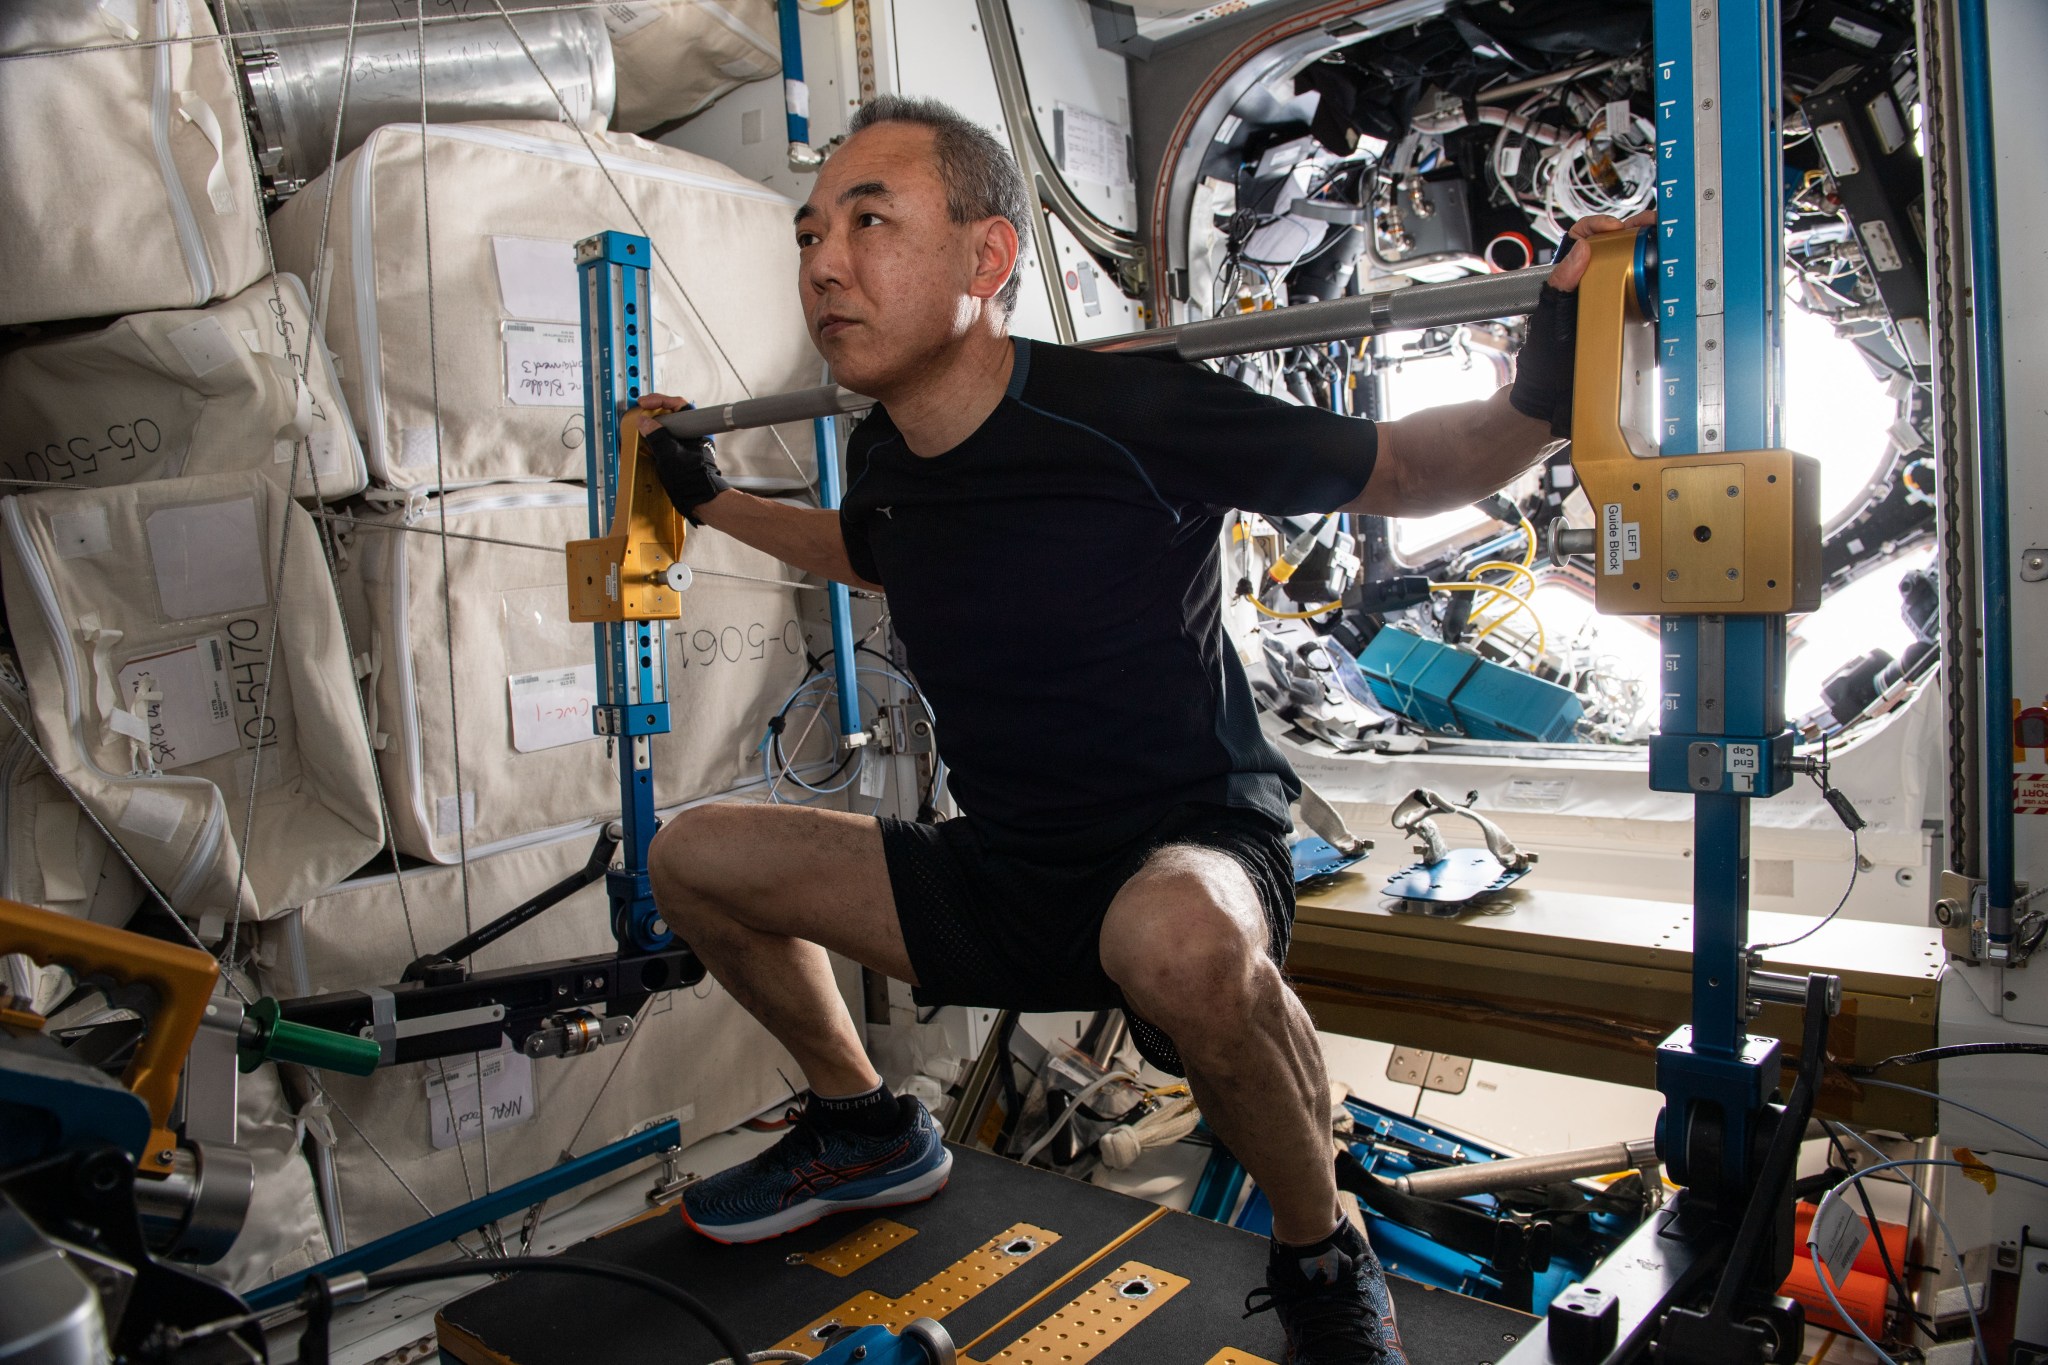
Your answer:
[680,1147,954,1245]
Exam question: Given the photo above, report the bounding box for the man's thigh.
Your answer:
[652,802,914,982]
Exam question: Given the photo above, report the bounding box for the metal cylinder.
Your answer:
[134,1142,256,1265]
[1096,266,1549,361]
[1392,1137,1660,1200]
[220,0,615,199]
[660,265,1552,440]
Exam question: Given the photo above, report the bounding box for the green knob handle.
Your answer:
[239,998,382,1076]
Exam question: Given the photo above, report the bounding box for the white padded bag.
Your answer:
[603,0,779,133]
[0,275,367,502]
[0,0,267,327]
[343,483,815,862]
[267,120,819,492]
[0,472,385,921]
[0,659,144,926]
[256,811,838,1247]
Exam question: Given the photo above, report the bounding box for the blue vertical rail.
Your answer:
[778,0,810,150]
[1956,0,2015,941]
[1645,0,1795,1201]
[577,232,672,950]
[813,417,862,742]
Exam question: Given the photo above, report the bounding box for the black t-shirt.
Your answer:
[840,337,1376,853]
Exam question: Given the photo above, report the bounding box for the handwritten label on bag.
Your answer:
[424,1046,536,1149]
[503,323,584,408]
[117,639,239,771]
[507,666,599,752]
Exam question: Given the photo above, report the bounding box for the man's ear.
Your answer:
[968,216,1021,305]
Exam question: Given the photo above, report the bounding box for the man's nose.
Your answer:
[804,232,848,294]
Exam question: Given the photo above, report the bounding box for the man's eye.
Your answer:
[856,212,885,228]
[796,231,819,247]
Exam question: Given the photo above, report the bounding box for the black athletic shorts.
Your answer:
[879,802,1297,1077]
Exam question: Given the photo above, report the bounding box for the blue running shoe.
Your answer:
[1244,1220,1409,1365]
[681,1096,952,1244]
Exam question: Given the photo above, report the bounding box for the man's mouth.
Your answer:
[816,314,857,341]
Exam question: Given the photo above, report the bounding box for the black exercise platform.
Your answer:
[435,1143,1532,1364]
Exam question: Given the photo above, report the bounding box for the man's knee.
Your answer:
[648,803,757,917]
[1101,857,1269,1028]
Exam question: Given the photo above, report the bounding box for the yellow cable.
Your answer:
[1471,594,1546,658]
[1249,595,1343,620]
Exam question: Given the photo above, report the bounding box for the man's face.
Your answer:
[793,122,1012,395]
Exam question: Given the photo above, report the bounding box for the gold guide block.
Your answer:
[565,416,688,623]
[1568,232,1822,616]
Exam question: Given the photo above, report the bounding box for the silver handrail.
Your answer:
[659,265,1550,439]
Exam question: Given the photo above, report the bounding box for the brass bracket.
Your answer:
[975,1261,1188,1363]
[796,1218,919,1278]
[776,1222,1059,1356]
[565,415,688,623]
[0,897,220,1176]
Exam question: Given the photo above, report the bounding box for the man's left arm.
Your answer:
[1341,209,1652,519]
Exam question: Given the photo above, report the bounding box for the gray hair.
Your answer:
[845,95,1032,313]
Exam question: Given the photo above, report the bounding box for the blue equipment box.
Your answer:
[1358,628,1582,743]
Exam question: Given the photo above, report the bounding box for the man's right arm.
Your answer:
[690,490,881,592]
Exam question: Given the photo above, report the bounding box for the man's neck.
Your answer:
[873,326,1016,458]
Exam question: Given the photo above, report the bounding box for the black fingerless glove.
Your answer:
[1508,283,1579,439]
[643,422,731,526]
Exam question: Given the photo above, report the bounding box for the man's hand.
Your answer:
[1509,209,1657,437]
[635,393,731,526]
[1546,209,1656,293]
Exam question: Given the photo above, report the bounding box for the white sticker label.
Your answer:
[398,426,439,468]
[435,791,476,837]
[600,0,662,37]
[784,77,810,121]
[147,498,268,620]
[1725,743,1761,775]
[507,666,599,753]
[165,315,239,378]
[1601,502,1625,575]
[116,785,184,843]
[1624,523,1641,560]
[1500,777,1571,810]
[50,506,112,559]
[490,237,580,324]
[424,1047,536,1149]
[1810,1190,1870,1289]
[1827,14,1883,49]
[503,322,584,408]
[275,429,340,477]
[117,639,239,771]
[1056,102,1131,188]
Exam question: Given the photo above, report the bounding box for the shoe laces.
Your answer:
[1244,1264,1386,1359]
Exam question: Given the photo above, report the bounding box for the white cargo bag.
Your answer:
[603,0,780,133]
[0,1,267,327]
[0,658,144,926]
[0,472,384,921]
[202,1052,333,1293]
[267,120,819,492]
[0,275,367,502]
[343,483,815,862]
[257,811,841,1247]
